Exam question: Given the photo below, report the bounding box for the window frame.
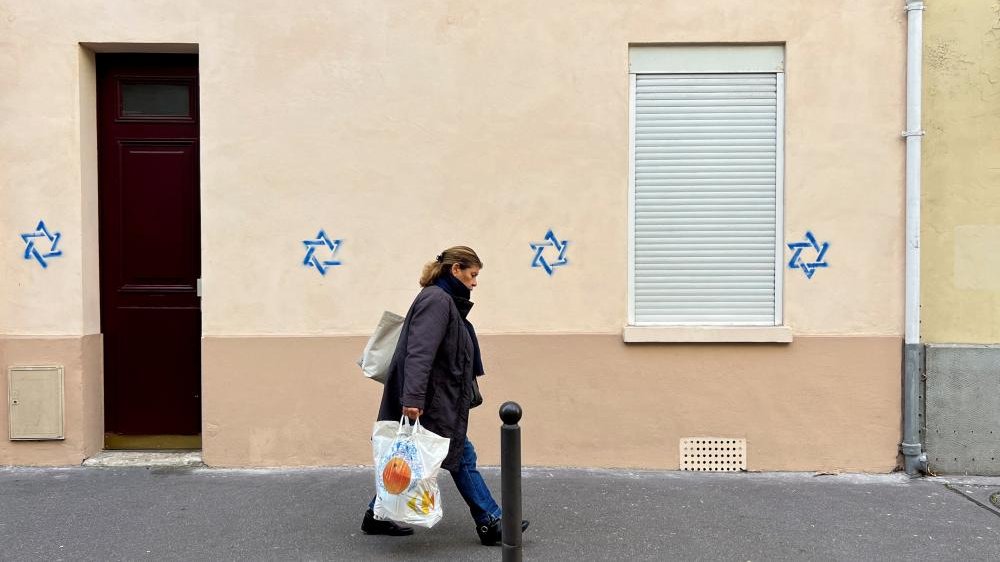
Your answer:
[627,47,785,328]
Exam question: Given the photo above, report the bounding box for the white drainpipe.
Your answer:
[902,0,928,475]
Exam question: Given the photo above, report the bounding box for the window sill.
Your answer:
[622,326,793,343]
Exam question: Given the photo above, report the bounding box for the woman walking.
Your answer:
[361,246,528,546]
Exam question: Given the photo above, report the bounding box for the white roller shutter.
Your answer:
[631,72,781,325]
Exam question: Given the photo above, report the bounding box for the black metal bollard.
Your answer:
[499,401,523,562]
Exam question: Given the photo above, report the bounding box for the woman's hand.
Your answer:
[402,407,423,420]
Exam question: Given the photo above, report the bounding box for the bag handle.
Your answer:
[396,415,421,435]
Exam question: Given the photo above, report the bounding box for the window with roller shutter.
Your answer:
[628,46,785,326]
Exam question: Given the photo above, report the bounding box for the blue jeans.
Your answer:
[369,439,501,526]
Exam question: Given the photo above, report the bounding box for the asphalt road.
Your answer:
[1,467,999,561]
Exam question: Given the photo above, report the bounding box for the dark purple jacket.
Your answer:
[377,285,475,471]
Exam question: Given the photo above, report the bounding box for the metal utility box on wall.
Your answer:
[8,366,65,440]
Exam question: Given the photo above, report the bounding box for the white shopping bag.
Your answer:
[358,311,404,384]
[372,416,450,528]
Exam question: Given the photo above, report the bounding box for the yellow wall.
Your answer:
[923,0,1000,344]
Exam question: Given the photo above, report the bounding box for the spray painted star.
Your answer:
[20,220,63,269]
[302,230,342,275]
[530,229,569,276]
[787,231,829,279]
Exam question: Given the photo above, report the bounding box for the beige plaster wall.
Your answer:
[0,335,103,465]
[1,1,906,469]
[922,0,1000,344]
[203,335,900,471]
[0,0,905,338]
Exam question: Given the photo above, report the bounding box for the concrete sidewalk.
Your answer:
[1,466,998,561]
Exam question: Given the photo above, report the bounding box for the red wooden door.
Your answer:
[97,54,201,440]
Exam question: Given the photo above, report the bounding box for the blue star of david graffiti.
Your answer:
[530,229,569,276]
[787,231,830,279]
[302,230,342,275]
[20,220,63,269]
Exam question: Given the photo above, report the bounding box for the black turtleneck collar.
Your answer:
[434,268,471,301]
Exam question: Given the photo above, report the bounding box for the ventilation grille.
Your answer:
[680,437,746,472]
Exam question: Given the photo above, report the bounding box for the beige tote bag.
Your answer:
[358,310,404,384]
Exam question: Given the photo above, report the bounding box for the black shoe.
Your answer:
[476,518,530,546]
[362,509,414,536]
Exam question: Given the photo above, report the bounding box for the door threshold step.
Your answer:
[83,450,203,468]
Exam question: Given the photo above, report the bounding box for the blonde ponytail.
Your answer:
[418,246,483,287]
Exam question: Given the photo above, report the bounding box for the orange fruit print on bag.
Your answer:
[382,457,412,495]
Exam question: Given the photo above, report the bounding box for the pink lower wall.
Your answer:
[0,335,103,466]
[1,334,900,471]
[202,335,901,472]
